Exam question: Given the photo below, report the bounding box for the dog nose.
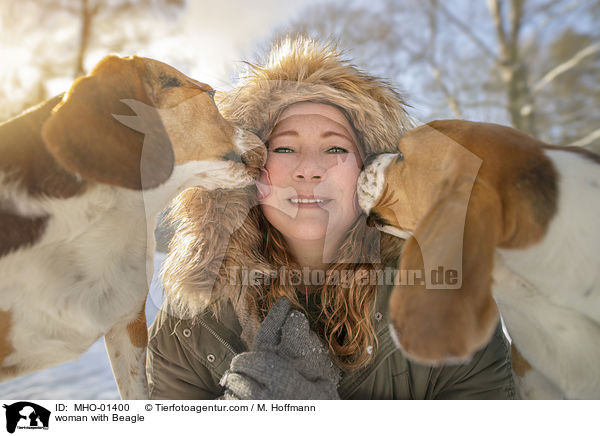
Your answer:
[366,214,377,227]
[223,150,243,163]
[366,211,388,227]
[363,153,380,168]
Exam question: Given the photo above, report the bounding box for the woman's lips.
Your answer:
[288,196,332,207]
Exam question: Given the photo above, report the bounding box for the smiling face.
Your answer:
[258,102,364,258]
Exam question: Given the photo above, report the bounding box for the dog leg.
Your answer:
[105,305,149,399]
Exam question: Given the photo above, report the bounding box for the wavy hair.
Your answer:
[162,185,403,371]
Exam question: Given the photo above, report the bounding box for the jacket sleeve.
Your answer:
[146,308,224,400]
[428,322,520,399]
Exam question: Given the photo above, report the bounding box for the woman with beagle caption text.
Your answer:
[146,37,518,400]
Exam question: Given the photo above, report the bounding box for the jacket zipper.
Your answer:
[195,317,239,355]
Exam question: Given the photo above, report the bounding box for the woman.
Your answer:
[146,37,518,400]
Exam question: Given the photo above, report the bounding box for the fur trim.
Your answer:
[217,37,412,155]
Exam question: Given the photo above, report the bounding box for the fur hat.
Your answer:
[217,37,412,155]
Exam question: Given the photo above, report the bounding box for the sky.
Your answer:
[82,0,337,87]
[0,0,337,114]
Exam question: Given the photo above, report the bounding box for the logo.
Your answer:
[2,402,50,434]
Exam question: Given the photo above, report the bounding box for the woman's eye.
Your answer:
[271,147,294,153]
[327,146,349,153]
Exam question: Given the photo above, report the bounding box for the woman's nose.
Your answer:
[292,154,326,181]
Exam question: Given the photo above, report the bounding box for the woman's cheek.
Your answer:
[334,158,362,217]
[257,169,299,217]
[326,155,361,193]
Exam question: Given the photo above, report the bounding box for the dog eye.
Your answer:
[159,74,182,89]
[206,89,216,100]
[396,152,404,163]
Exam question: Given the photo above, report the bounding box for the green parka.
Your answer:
[147,279,518,400]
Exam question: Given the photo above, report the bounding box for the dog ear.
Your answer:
[389,171,502,365]
[41,55,174,190]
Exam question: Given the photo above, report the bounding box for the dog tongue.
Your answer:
[256,168,272,200]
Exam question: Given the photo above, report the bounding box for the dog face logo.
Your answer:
[2,402,50,434]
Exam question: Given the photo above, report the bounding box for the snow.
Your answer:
[0,253,168,400]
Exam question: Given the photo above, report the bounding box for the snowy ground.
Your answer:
[0,253,168,400]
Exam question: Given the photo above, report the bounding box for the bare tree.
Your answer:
[0,0,185,119]
[273,0,600,148]
[25,0,185,78]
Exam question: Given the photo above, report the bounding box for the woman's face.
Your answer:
[258,102,364,250]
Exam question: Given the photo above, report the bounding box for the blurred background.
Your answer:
[0,0,599,398]
[2,0,599,149]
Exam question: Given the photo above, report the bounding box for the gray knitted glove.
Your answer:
[221,297,341,400]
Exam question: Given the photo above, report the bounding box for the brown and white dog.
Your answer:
[357,120,600,399]
[0,55,265,399]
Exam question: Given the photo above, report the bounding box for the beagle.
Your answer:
[0,55,265,399]
[357,120,600,399]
